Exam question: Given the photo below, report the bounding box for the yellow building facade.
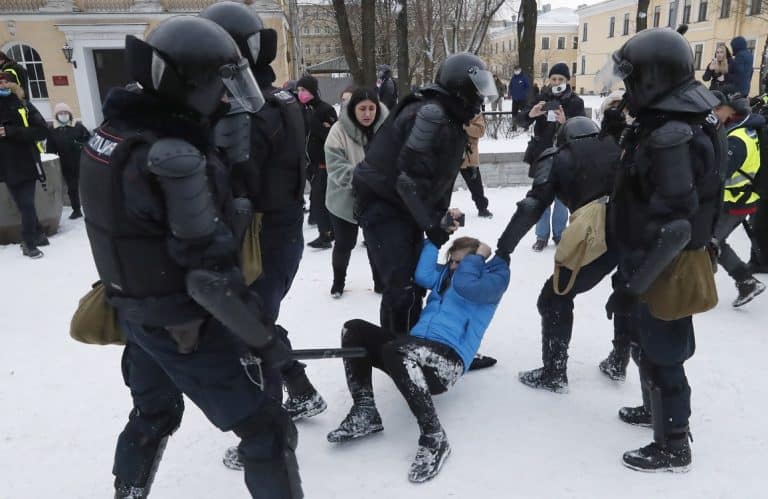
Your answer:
[576,0,767,95]
[0,0,296,129]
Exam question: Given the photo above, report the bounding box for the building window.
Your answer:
[495,42,499,54]
[581,55,586,75]
[303,26,309,34]
[541,62,549,78]
[314,26,320,34]
[608,16,615,37]
[5,43,47,99]
[572,62,577,76]
[698,0,708,20]
[557,37,565,49]
[315,45,321,54]
[622,13,630,35]
[572,36,578,49]
[326,45,331,54]
[693,43,703,69]
[304,46,310,55]
[747,39,757,56]
[747,0,761,15]
[582,23,588,42]
[720,0,730,17]
[653,6,661,26]
[667,1,678,28]
[682,0,691,24]
[541,37,550,50]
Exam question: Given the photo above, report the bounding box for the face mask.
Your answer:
[298,89,313,104]
[56,113,70,124]
[551,83,567,95]
[0,88,11,97]
[514,70,521,75]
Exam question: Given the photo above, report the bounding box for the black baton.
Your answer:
[291,347,368,360]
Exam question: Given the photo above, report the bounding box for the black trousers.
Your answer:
[714,211,752,282]
[61,158,81,212]
[329,213,381,287]
[6,180,40,247]
[357,200,426,334]
[459,167,489,212]
[341,319,463,435]
[309,166,331,234]
[750,201,768,266]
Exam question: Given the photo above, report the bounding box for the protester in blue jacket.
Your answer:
[508,65,531,127]
[327,236,510,483]
[730,36,754,97]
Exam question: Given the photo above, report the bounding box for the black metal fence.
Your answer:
[482,111,528,140]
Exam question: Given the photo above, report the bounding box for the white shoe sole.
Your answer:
[622,459,692,473]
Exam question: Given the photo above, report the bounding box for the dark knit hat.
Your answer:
[549,62,570,80]
[297,75,319,97]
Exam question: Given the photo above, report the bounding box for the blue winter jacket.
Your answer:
[410,240,511,372]
[508,73,531,102]
[730,36,754,97]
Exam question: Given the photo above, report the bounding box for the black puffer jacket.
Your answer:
[47,122,91,173]
[0,93,47,186]
[304,97,337,167]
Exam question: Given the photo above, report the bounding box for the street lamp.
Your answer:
[62,42,77,68]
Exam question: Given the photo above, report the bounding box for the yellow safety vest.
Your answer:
[17,106,45,154]
[724,126,761,206]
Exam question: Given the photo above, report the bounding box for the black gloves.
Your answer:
[260,337,292,370]
[600,108,626,142]
[426,226,450,248]
[605,288,637,320]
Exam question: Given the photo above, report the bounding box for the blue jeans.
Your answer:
[535,197,568,242]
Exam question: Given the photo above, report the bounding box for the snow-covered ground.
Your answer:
[2,187,767,498]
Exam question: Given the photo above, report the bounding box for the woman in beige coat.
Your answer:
[459,113,492,218]
[324,87,388,297]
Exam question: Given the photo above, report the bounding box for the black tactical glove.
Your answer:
[259,337,292,370]
[426,226,450,248]
[605,288,637,320]
[600,108,626,141]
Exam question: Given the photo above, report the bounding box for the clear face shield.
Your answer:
[468,67,498,104]
[595,52,633,94]
[220,58,264,113]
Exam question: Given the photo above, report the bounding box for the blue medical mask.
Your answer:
[0,88,12,97]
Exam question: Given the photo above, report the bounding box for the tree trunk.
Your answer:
[636,0,651,32]
[361,0,377,86]
[332,0,364,84]
[397,0,411,95]
[517,0,537,83]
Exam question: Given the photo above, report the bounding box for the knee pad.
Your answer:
[536,281,573,317]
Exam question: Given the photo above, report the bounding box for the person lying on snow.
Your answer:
[327,236,510,483]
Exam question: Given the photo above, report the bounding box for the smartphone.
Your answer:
[544,100,560,111]
[446,213,466,227]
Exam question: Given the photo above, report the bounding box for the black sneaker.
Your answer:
[532,239,547,252]
[618,405,652,427]
[284,388,327,421]
[408,430,451,483]
[478,208,494,219]
[69,209,83,220]
[331,280,344,299]
[468,353,497,371]
[518,367,568,393]
[622,437,692,473]
[21,243,43,259]
[222,446,244,471]
[308,233,333,249]
[327,403,384,443]
[733,277,766,307]
[35,233,50,246]
[599,349,629,381]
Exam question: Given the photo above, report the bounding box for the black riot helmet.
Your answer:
[126,16,264,118]
[435,53,498,111]
[200,1,278,69]
[603,28,695,113]
[556,116,600,146]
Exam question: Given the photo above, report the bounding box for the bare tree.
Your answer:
[396,0,411,95]
[361,0,377,86]
[517,0,537,81]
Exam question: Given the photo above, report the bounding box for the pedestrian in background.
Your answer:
[46,102,91,220]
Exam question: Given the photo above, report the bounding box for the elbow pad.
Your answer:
[625,219,692,296]
[214,111,252,165]
[396,172,436,230]
[147,139,218,240]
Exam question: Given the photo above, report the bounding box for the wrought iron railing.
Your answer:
[482,112,528,140]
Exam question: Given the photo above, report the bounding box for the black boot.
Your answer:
[733,277,766,307]
[622,433,692,473]
[283,372,327,420]
[468,353,498,371]
[21,242,43,259]
[327,398,384,443]
[599,341,630,381]
[114,483,147,499]
[618,405,652,427]
[518,338,569,393]
[308,231,333,249]
[408,429,451,483]
[331,268,345,298]
[69,208,83,220]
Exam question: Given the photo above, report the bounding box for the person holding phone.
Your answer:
[327,236,510,483]
[516,63,585,252]
[702,44,733,93]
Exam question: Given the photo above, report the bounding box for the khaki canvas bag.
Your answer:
[70,281,125,345]
[642,249,718,321]
[240,212,264,286]
[553,197,609,295]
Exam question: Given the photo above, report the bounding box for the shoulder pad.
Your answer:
[405,103,447,153]
[270,89,297,104]
[536,146,559,163]
[214,113,252,164]
[147,138,205,178]
[416,102,447,125]
[649,121,693,148]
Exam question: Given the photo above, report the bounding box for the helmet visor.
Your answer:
[468,68,498,103]
[595,52,633,92]
[220,58,264,113]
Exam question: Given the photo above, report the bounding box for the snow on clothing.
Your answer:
[411,240,510,371]
[324,103,389,224]
[730,36,754,97]
[508,72,531,102]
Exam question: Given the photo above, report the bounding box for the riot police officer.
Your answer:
[496,117,630,393]
[353,53,498,335]
[200,1,325,425]
[604,28,722,472]
[79,17,302,498]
